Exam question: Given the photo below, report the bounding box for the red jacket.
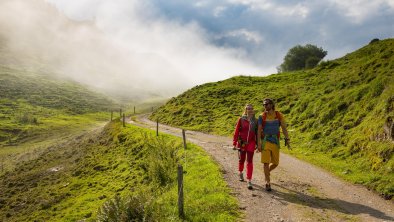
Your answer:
[233,116,257,152]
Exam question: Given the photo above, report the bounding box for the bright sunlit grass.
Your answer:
[150,39,394,198]
[0,120,240,221]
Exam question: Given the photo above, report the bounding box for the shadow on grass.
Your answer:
[252,183,393,221]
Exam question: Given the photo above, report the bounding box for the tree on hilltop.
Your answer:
[278,44,327,72]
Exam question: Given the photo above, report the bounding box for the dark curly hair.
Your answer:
[263,98,275,110]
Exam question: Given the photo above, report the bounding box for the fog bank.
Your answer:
[0,0,262,100]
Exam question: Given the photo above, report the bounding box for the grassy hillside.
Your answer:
[0,65,118,147]
[0,67,114,113]
[151,38,394,198]
[0,120,239,221]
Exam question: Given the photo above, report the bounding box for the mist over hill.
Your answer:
[151,38,394,197]
[0,0,263,101]
[0,0,183,101]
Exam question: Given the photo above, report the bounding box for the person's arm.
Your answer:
[279,113,291,149]
[257,124,262,152]
[233,118,241,148]
[254,122,258,151]
[257,116,262,152]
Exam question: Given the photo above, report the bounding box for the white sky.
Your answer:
[1,0,393,98]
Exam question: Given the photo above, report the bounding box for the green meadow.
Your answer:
[0,64,239,221]
[151,38,394,198]
[0,120,239,221]
[0,66,116,147]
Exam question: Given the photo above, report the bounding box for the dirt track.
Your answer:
[130,114,394,222]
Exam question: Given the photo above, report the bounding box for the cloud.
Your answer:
[328,0,394,24]
[226,0,394,22]
[227,0,310,18]
[0,0,263,100]
[90,1,263,80]
[145,0,393,66]
[46,0,99,20]
[1,0,393,100]
[222,29,263,44]
[213,6,227,17]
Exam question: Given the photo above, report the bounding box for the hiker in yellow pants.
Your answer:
[257,98,291,191]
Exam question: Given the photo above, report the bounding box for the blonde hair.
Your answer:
[242,104,254,115]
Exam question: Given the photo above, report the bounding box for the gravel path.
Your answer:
[130,115,394,222]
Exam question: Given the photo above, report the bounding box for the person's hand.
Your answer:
[285,138,291,150]
[256,143,261,152]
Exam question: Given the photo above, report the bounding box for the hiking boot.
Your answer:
[247,181,253,190]
[265,184,272,192]
[239,172,244,181]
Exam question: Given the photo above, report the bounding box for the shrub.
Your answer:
[145,135,181,187]
[370,80,385,97]
[15,113,38,125]
[369,38,380,44]
[97,194,152,222]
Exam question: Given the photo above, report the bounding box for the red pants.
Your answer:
[238,150,254,180]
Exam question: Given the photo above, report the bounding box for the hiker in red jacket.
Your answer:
[233,104,257,190]
[257,98,291,191]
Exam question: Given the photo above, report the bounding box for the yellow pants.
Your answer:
[261,141,279,165]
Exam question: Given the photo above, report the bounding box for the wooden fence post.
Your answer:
[182,129,187,149]
[1,157,3,173]
[120,108,122,117]
[178,164,184,218]
[156,119,159,136]
[123,113,125,127]
[134,106,136,114]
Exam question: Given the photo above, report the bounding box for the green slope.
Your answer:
[151,38,394,198]
[0,65,118,146]
[0,120,239,221]
[0,66,115,113]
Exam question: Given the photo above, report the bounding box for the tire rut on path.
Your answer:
[129,114,394,222]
